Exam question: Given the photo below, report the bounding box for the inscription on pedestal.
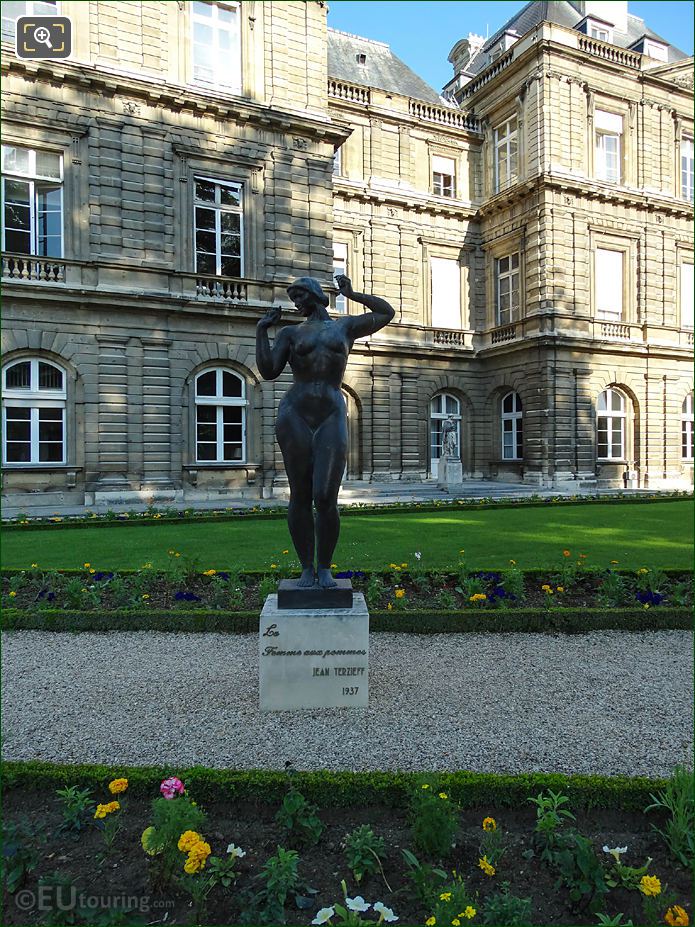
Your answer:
[259,593,369,710]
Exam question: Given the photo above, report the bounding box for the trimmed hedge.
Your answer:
[1,606,690,633]
[0,760,668,812]
[2,491,692,531]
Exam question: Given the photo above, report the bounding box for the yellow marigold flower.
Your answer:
[438,792,448,800]
[610,560,619,564]
[9,591,17,598]
[389,563,398,569]
[94,801,120,819]
[331,563,337,568]
[174,553,181,558]
[387,603,393,611]
[509,559,516,565]
[637,567,649,575]
[482,817,496,832]
[639,875,661,897]
[421,784,430,790]
[142,594,150,600]
[108,778,128,795]
[478,856,495,877]
[84,562,91,568]
[556,586,564,593]
[439,893,452,902]
[665,905,690,927]
[282,550,289,554]
[89,569,96,574]
[271,564,277,569]
[395,589,406,599]
[184,856,203,874]
[31,563,38,568]
[187,841,211,867]
[452,920,461,926]
[541,584,552,591]
[401,562,408,568]
[426,919,436,926]
[178,830,203,853]
[463,907,476,920]
[562,550,571,557]
[202,569,216,576]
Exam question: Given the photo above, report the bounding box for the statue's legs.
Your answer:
[276,409,315,586]
[312,409,348,589]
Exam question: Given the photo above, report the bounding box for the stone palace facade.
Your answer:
[1,0,693,508]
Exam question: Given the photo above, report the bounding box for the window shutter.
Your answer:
[595,110,623,133]
[432,156,456,176]
[595,249,623,319]
[681,264,694,329]
[430,257,461,329]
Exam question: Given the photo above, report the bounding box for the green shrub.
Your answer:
[275,787,323,848]
[343,824,386,883]
[481,882,533,926]
[410,784,459,859]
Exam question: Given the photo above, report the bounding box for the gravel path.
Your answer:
[2,631,692,776]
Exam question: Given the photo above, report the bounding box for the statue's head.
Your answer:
[287,277,329,314]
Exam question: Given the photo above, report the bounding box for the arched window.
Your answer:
[194,368,247,463]
[683,393,694,461]
[501,391,523,460]
[2,358,66,464]
[430,393,461,475]
[597,387,626,460]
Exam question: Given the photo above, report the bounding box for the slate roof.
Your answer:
[462,0,689,76]
[327,28,447,105]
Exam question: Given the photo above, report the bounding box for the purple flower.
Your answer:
[636,590,663,606]
[174,591,201,602]
[94,571,114,582]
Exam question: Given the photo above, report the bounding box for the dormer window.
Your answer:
[643,39,668,61]
[578,16,613,44]
[356,53,366,65]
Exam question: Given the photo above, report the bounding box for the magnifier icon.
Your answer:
[33,26,53,48]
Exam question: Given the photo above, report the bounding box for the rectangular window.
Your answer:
[191,1,241,93]
[595,110,622,183]
[333,146,342,177]
[681,262,694,329]
[430,257,461,329]
[595,248,623,320]
[2,1,57,42]
[432,155,455,198]
[493,117,518,193]
[589,26,610,41]
[495,253,520,325]
[681,137,694,203]
[2,405,65,464]
[1,144,63,257]
[193,177,243,278]
[333,241,348,313]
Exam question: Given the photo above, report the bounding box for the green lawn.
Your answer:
[1,501,691,571]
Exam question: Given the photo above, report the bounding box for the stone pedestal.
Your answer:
[259,594,369,711]
[438,456,463,488]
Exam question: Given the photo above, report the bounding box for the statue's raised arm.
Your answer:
[335,274,395,341]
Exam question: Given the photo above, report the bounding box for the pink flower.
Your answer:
[160,776,184,799]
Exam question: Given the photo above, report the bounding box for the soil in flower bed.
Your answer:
[3,787,691,926]
[2,567,692,613]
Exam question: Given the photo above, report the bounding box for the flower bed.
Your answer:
[3,764,692,927]
[2,555,691,618]
[3,491,692,531]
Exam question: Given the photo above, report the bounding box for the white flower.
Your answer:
[226,843,246,858]
[602,845,628,863]
[312,908,335,925]
[346,896,371,912]
[414,551,422,560]
[373,902,398,922]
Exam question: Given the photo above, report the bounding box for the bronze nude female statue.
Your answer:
[256,275,394,589]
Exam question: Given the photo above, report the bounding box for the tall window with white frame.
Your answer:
[501,391,523,460]
[1,144,63,257]
[2,359,66,465]
[682,137,694,203]
[682,394,694,462]
[595,110,622,183]
[496,253,520,326]
[194,368,247,463]
[681,262,694,330]
[1,1,57,41]
[595,248,624,320]
[597,387,626,461]
[193,178,243,278]
[432,155,455,197]
[191,1,241,93]
[493,117,517,193]
[333,241,348,313]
